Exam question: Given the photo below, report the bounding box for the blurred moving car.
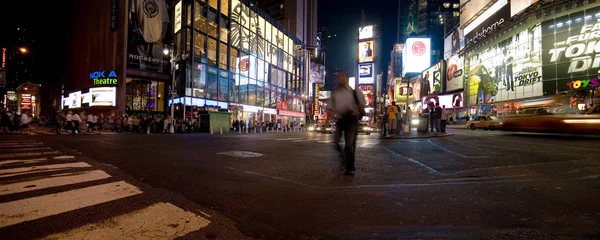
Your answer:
[466,116,503,130]
[358,122,376,135]
[500,105,600,134]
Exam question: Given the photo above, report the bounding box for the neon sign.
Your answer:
[2,48,6,69]
[90,70,118,85]
[566,78,600,90]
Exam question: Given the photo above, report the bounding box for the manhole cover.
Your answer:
[217,150,264,158]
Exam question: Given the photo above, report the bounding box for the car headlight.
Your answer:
[308,127,315,131]
[363,127,373,131]
[325,127,332,131]
[411,119,419,125]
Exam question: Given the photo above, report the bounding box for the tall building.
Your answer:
[440,0,460,36]
[58,0,309,127]
[254,0,318,48]
[4,27,35,90]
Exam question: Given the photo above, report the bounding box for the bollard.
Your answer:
[246,127,249,134]
[260,127,263,133]
[210,127,214,135]
[239,127,241,134]
[220,127,223,134]
[254,127,257,133]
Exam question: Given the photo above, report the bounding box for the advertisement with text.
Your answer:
[444,29,464,59]
[467,23,543,105]
[541,6,600,93]
[446,54,464,92]
[128,0,171,74]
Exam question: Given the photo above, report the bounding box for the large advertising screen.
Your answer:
[358,63,374,84]
[446,54,464,92]
[359,25,374,40]
[403,0,418,36]
[444,29,464,59]
[511,0,539,16]
[460,0,493,27]
[310,62,324,83]
[421,61,444,96]
[127,0,171,74]
[358,40,375,63]
[541,6,600,93]
[403,38,431,75]
[467,23,543,105]
[90,87,117,107]
[358,85,375,107]
[464,0,510,48]
[422,92,464,109]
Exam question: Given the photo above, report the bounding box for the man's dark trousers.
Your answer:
[334,116,359,172]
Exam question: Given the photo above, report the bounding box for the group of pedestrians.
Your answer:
[383,102,413,137]
[425,102,448,134]
[1,110,32,134]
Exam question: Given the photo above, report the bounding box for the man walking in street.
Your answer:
[327,71,366,176]
[434,103,443,134]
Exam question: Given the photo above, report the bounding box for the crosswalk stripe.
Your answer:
[0,181,143,228]
[0,147,52,152]
[0,162,91,178]
[275,137,303,141]
[0,158,50,166]
[43,202,210,239]
[0,144,44,148]
[0,151,61,159]
[0,170,111,196]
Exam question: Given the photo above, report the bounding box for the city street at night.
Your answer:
[1,128,599,239]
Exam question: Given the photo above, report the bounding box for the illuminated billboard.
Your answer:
[310,62,325,83]
[236,55,268,83]
[464,0,510,48]
[421,61,444,96]
[422,92,464,109]
[358,40,374,63]
[467,23,543,105]
[359,25,373,40]
[358,63,374,84]
[460,0,493,27]
[446,54,464,92]
[511,0,539,16]
[90,87,117,107]
[403,38,431,75]
[443,29,464,59]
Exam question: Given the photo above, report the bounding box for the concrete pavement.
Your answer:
[0,130,599,239]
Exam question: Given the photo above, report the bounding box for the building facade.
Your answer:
[59,0,308,127]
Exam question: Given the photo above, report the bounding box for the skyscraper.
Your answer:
[254,0,318,48]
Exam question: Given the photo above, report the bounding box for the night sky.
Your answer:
[318,0,399,84]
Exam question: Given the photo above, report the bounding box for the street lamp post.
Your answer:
[164,42,186,134]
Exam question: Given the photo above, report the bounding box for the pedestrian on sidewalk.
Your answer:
[441,105,448,133]
[72,111,81,134]
[327,71,366,176]
[386,102,398,137]
[434,103,442,134]
[20,112,31,135]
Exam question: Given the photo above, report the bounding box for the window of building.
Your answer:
[229,73,236,102]
[207,37,217,66]
[248,84,257,105]
[190,62,206,98]
[443,2,450,8]
[194,31,206,63]
[195,1,207,33]
[206,70,218,100]
[208,19,218,37]
[238,75,248,103]
[219,16,228,43]
[209,0,217,10]
[219,42,228,70]
[453,3,459,8]
[125,78,165,112]
[220,0,229,16]
[218,74,228,101]
[453,11,460,17]
[230,47,238,72]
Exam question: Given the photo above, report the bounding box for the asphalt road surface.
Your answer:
[1,127,599,240]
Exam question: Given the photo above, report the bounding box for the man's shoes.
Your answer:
[344,170,355,176]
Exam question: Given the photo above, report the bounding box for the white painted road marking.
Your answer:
[0,143,44,148]
[0,181,142,228]
[275,137,303,141]
[43,202,210,240]
[0,162,92,178]
[0,151,61,159]
[0,147,52,152]
[0,170,112,196]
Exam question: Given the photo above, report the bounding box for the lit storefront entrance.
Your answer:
[125,78,166,116]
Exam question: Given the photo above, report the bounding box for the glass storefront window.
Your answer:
[238,75,248,103]
[194,31,206,63]
[230,73,237,102]
[257,82,265,107]
[248,84,257,105]
[219,42,228,70]
[125,78,165,112]
[219,74,228,101]
[230,47,238,72]
[207,73,218,100]
[208,20,218,38]
[191,62,206,98]
[220,0,229,16]
[195,1,207,33]
[208,37,217,66]
[187,2,192,26]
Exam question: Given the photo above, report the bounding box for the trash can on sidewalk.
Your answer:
[417,113,430,133]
